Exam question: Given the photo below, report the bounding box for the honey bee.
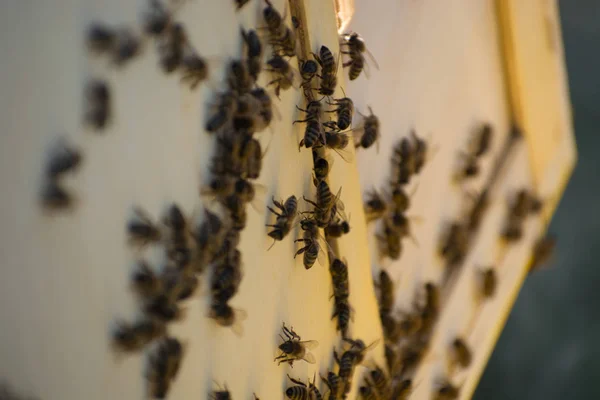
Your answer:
[131,260,162,298]
[294,100,323,125]
[341,32,379,80]
[275,323,318,366]
[163,203,191,267]
[275,26,297,57]
[235,0,252,10]
[364,189,387,222]
[344,338,378,364]
[251,87,275,131]
[377,225,402,260]
[439,222,469,267]
[384,209,419,246]
[300,59,319,88]
[267,55,297,97]
[143,292,186,322]
[332,297,352,338]
[321,372,343,400]
[410,130,432,174]
[181,53,208,89]
[470,123,493,157]
[241,28,263,81]
[450,338,472,368]
[210,383,232,400]
[263,0,287,44]
[40,181,74,210]
[391,137,415,186]
[240,137,263,180]
[111,317,166,353]
[509,189,543,219]
[324,216,350,238]
[434,380,460,400]
[285,375,321,400]
[466,189,490,232]
[478,267,497,298]
[324,130,354,162]
[192,209,226,271]
[334,346,359,381]
[377,270,395,314]
[211,257,243,304]
[294,217,329,269]
[158,23,187,73]
[208,301,247,336]
[87,23,116,53]
[302,180,344,228]
[127,206,162,246]
[329,258,349,300]
[85,80,111,130]
[367,366,391,399]
[227,60,254,94]
[267,195,298,245]
[380,311,400,342]
[46,140,82,179]
[355,107,379,150]
[298,120,324,150]
[326,94,354,131]
[145,337,185,385]
[87,23,141,66]
[358,384,377,400]
[206,91,237,133]
[313,45,338,96]
[313,152,332,181]
[142,0,172,37]
[530,234,556,272]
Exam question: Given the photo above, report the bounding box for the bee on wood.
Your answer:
[313,152,332,181]
[509,189,543,219]
[162,203,191,267]
[377,270,395,314]
[332,297,353,338]
[208,301,247,336]
[142,0,172,37]
[321,372,342,400]
[530,234,556,272]
[111,317,166,353]
[450,338,472,368]
[145,337,184,398]
[84,80,111,130]
[298,120,324,150]
[294,217,329,269]
[313,45,338,96]
[434,380,460,400]
[87,23,116,53]
[294,100,323,125]
[334,346,359,382]
[384,344,398,375]
[478,268,497,298]
[302,180,344,228]
[300,59,319,88]
[390,185,416,214]
[324,130,354,162]
[267,195,298,245]
[326,94,354,131]
[267,55,297,97]
[127,206,162,246]
[470,123,493,157]
[130,260,162,299]
[45,140,82,179]
[263,0,287,44]
[329,258,349,300]
[391,137,416,186]
[439,222,469,267]
[377,225,402,260]
[324,216,350,238]
[241,28,263,81]
[285,374,321,400]
[210,383,232,400]
[206,91,237,133]
[158,23,187,73]
[410,130,434,174]
[341,32,379,80]
[275,323,318,366]
[358,384,377,400]
[355,107,379,150]
[466,189,490,232]
[344,338,378,364]
[364,189,387,222]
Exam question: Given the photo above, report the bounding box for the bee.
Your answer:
[434,380,460,400]
[392,378,414,400]
[391,137,416,186]
[181,53,208,89]
[85,80,111,130]
[275,26,297,57]
[127,206,162,246]
[87,23,141,66]
[324,216,350,238]
[192,209,226,271]
[143,292,186,322]
[509,189,543,219]
[297,120,323,150]
[267,55,296,97]
[344,337,378,364]
[341,32,379,80]
[242,28,263,81]
[466,189,490,232]
[324,130,353,162]
[275,323,318,366]
[332,297,352,338]
[210,383,232,400]
[294,100,323,125]
[111,317,166,353]
[158,23,187,73]
[470,123,493,157]
[206,91,237,133]
[439,222,469,267]
[479,268,497,298]
[384,209,419,246]
[285,374,321,400]
[334,347,359,381]
[208,301,247,336]
[377,270,395,314]
[251,87,275,131]
[227,59,254,94]
[450,338,472,368]
[501,217,523,242]
[294,217,329,269]
[530,234,556,272]
[380,311,400,342]
[163,203,191,267]
[267,195,298,245]
[368,365,391,398]
[355,107,379,150]
[131,260,162,298]
[329,258,349,300]
[300,59,319,88]
[313,45,338,96]
[410,130,433,174]
[46,141,82,179]
[211,257,243,303]
[113,29,142,66]
[390,185,416,214]
[313,152,332,181]
[302,180,344,228]
[364,189,387,222]
[326,94,354,131]
[321,372,342,400]
[87,23,116,53]
[240,136,263,179]
[142,0,172,37]
[235,0,252,10]
[263,0,287,43]
[377,225,402,260]
[456,152,480,181]
[358,384,377,400]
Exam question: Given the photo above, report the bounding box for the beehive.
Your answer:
[0,0,574,399]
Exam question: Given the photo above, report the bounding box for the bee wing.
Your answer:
[300,340,319,350]
[364,48,380,70]
[250,184,268,214]
[301,351,317,364]
[317,232,334,267]
[332,145,355,163]
[231,308,248,337]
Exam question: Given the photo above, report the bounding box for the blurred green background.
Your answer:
[474,1,600,399]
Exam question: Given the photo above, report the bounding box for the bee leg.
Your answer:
[294,244,308,258]
[302,196,319,208]
[267,206,282,217]
[288,376,306,387]
[342,61,353,68]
